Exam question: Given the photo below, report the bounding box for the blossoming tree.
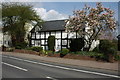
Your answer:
[65,2,116,51]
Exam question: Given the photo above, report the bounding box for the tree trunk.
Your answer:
[11,36,16,47]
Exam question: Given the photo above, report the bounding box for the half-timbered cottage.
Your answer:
[30,20,80,51]
[30,20,99,51]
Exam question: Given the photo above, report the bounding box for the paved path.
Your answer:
[2,52,119,71]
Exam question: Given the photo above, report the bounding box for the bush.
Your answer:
[6,47,14,52]
[15,41,28,49]
[25,47,32,50]
[99,40,117,54]
[93,46,100,52]
[48,36,55,51]
[99,40,117,61]
[47,50,53,54]
[114,55,120,61]
[31,46,43,52]
[41,50,48,55]
[74,51,104,60]
[61,48,69,55]
[2,45,7,51]
[107,48,116,55]
[70,38,84,52]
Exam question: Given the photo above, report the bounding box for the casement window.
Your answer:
[35,40,41,46]
[62,40,67,45]
[62,32,67,38]
[46,32,49,38]
[41,32,44,38]
[36,32,40,39]
[56,31,61,38]
[51,32,55,36]
[41,40,44,45]
[31,40,34,45]
[32,33,35,38]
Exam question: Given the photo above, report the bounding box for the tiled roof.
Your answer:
[40,20,66,32]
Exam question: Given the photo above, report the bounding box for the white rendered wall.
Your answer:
[0,34,11,47]
[89,40,99,51]
[0,32,3,47]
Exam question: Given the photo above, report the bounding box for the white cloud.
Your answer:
[34,8,68,21]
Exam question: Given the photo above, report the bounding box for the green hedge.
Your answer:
[70,38,84,52]
[114,55,120,61]
[61,48,69,55]
[31,46,43,52]
[99,40,117,54]
[48,36,55,51]
[99,40,117,61]
[15,41,28,49]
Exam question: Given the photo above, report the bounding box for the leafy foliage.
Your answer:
[70,38,84,52]
[114,55,120,61]
[99,40,117,61]
[61,48,69,55]
[99,40,117,54]
[15,41,28,49]
[2,3,42,46]
[31,46,43,52]
[65,2,116,51]
[48,36,55,51]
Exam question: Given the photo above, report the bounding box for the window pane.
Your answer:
[51,32,55,36]
[62,32,67,38]
[46,32,49,38]
[68,32,76,38]
[32,33,35,38]
[41,32,44,38]
[62,40,67,45]
[36,33,40,39]
[32,40,34,44]
[56,31,61,38]
[41,40,44,45]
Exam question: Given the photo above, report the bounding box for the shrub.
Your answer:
[45,50,53,56]
[31,46,43,52]
[48,36,55,51]
[99,40,117,61]
[47,50,53,54]
[61,48,69,55]
[93,46,100,52]
[107,48,116,55]
[2,45,7,51]
[114,55,120,61]
[41,50,48,55]
[15,41,28,49]
[74,51,104,60]
[70,38,84,52]
[99,40,117,54]
[7,47,14,52]
[25,47,32,50]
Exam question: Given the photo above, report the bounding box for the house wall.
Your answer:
[0,31,11,47]
[30,30,78,51]
[0,31,3,47]
[30,30,100,51]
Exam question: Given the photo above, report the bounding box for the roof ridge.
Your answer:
[44,19,67,22]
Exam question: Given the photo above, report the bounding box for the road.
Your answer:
[1,54,120,80]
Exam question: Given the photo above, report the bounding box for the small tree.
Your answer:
[2,2,42,47]
[48,36,55,51]
[65,2,116,51]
